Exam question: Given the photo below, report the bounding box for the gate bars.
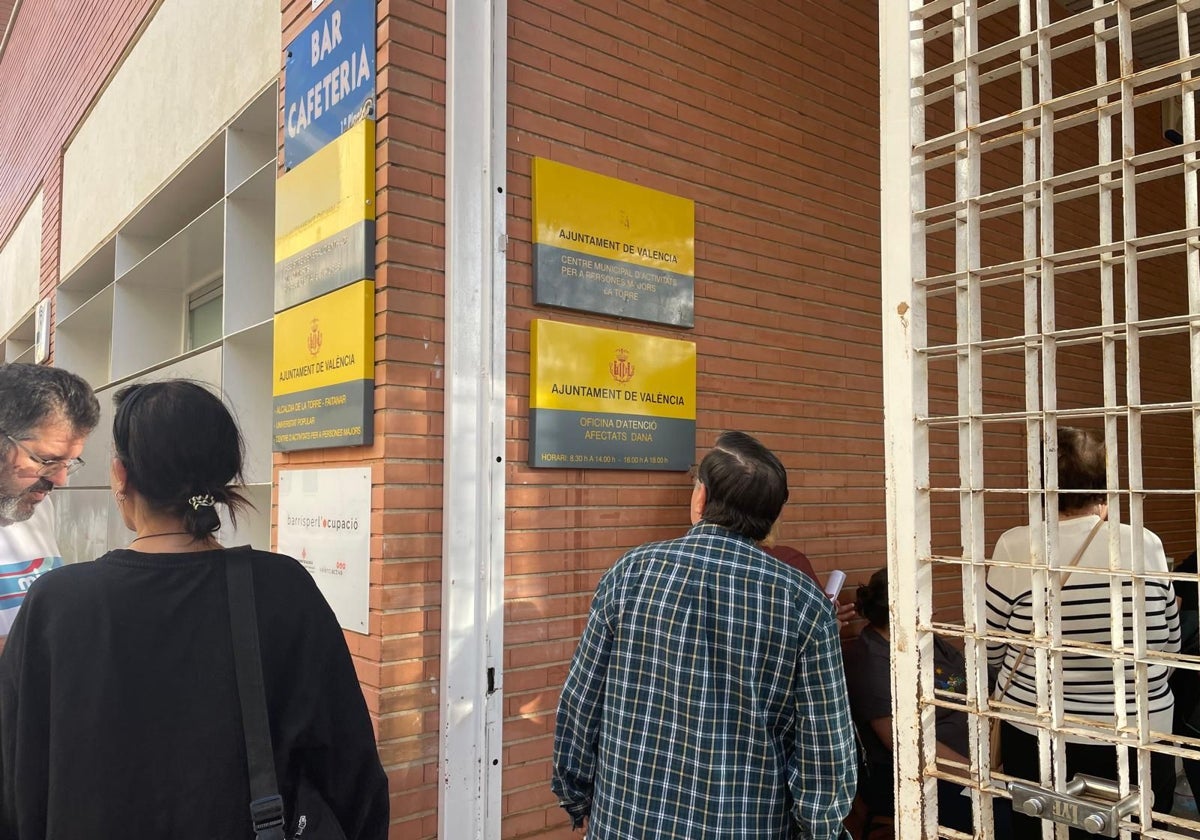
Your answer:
[881,1,1200,837]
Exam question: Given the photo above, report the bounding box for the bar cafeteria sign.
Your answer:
[284,0,376,168]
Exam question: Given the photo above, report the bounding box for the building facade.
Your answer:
[1,1,1196,838]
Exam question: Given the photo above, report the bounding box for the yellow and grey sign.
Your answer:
[272,279,374,450]
[275,119,375,312]
[530,319,696,470]
[532,158,695,328]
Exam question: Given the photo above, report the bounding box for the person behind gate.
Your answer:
[986,425,1179,838]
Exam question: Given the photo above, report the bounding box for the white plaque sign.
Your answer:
[277,467,370,633]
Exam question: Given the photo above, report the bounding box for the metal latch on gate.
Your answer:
[1008,774,1145,837]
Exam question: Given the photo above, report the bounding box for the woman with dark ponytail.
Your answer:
[109,380,250,549]
[0,380,389,840]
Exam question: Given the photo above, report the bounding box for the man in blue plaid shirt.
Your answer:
[552,431,856,839]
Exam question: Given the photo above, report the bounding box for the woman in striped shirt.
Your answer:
[986,426,1180,837]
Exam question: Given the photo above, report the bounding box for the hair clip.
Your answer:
[188,494,216,510]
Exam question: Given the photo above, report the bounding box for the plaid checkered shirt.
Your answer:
[552,522,856,839]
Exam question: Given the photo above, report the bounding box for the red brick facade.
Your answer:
[502,3,885,837]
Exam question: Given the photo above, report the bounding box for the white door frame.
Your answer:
[440,0,508,836]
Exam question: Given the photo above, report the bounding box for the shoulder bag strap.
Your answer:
[993,514,1106,703]
[988,515,1106,768]
[226,549,288,840]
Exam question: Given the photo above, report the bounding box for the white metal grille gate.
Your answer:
[881,1,1200,837]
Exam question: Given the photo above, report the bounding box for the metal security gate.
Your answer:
[881,1,1200,837]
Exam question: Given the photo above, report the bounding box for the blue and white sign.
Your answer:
[284,0,376,169]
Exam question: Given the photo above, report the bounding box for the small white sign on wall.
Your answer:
[34,298,51,364]
[277,467,370,633]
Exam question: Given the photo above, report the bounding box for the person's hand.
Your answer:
[832,597,857,629]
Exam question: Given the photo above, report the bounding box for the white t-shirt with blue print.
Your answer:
[0,498,61,637]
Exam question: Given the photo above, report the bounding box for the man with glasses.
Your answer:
[0,363,99,646]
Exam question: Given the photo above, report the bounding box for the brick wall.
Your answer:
[331,0,447,836]
[504,1,885,836]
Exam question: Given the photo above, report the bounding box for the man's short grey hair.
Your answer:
[695,430,789,541]
[0,364,100,449]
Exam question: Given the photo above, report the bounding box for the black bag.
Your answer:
[226,550,346,840]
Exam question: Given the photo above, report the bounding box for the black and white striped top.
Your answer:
[986,515,1180,741]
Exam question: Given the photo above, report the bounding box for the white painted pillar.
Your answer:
[440,0,507,835]
[878,2,937,837]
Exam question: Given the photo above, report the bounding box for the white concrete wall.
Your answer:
[0,190,42,336]
[60,0,280,277]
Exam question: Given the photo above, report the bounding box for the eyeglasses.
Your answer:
[2,432,85,477]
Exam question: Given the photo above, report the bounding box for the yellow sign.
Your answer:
[532,158,695,275]
[275,119,375,263]
[532,158,694,327]
[531,320,696,420]
[273,280,374,397]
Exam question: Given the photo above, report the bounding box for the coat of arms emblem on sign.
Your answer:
[609,348,634,383]
[307,319,323,356]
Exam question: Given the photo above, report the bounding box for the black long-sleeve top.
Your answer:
[0,546,389,839]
